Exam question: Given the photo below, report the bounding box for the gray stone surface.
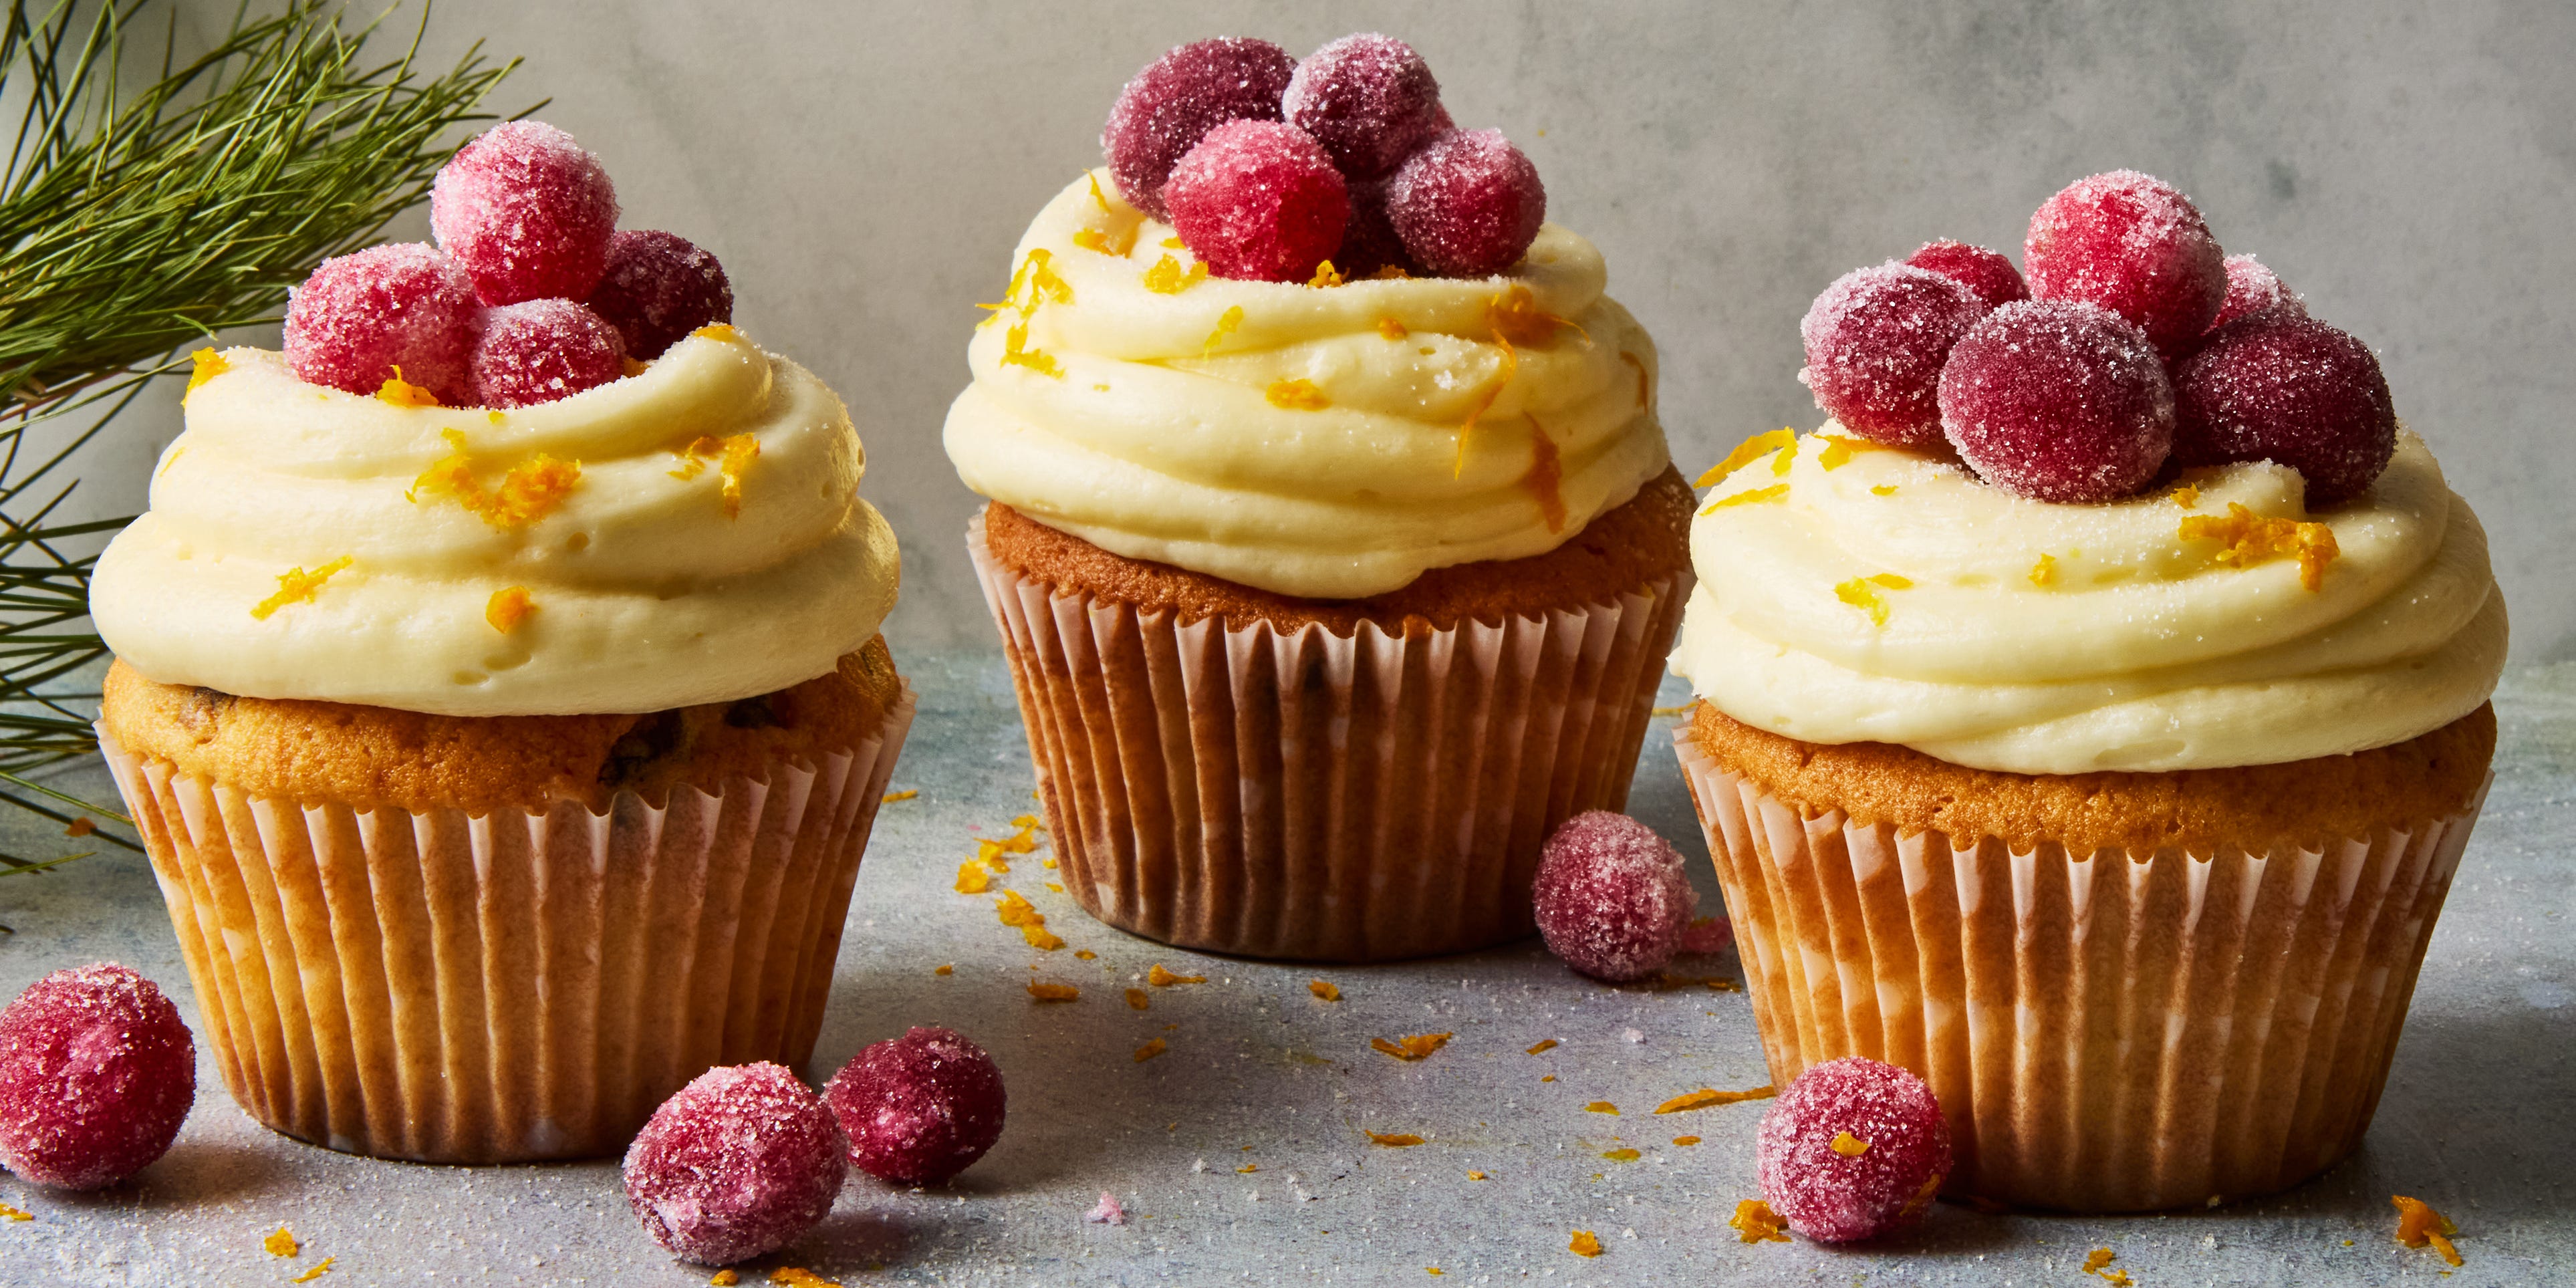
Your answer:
[1,656,2569,1285]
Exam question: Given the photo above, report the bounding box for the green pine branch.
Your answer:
[0,0,524,876]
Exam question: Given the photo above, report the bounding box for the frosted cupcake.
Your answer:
[1673,172,2504,1212]
[88,124,910,1163]
[946,36,1686,961]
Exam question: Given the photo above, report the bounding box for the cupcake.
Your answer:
[945,35,1687,961]
[87,123,910,1163]
[1672,172,2505,1211]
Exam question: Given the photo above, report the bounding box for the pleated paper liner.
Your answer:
[95,687,915,1164]
[1674,721,2485,1213]
[970,515,1686,962]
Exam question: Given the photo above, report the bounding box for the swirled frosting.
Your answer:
[943,170,1669,599]
[1672,427,2505,773]
[94,331,899,717]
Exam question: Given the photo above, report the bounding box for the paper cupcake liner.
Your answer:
[1674,723,2485,1212]
[95,687,915,1164]
[970,515,1686,962]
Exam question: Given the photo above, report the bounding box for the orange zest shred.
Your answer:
[1585,1102,1619,1116]
[0,1202,28,1222]
[290,1257,336,1283]
[412,429,583,529]
[2081,1247,2132,1285]
[1073,225,1138,257]
[1162,235,1186,249]
[184,348,229,403]
[1771,437,1799,476]
[1619,351,1650,411]
[1729,1198,1790,1244]
[1126,988,1150,1011]
[1489,283,1583,348]
[1134,1038,1168,1063]
[1523,418,1567,533]
[1835,577,1891,628]
[1830,1131,1872,1157]
[1697,428,1797,487]
[1701,483,1789,515]
[485,586,533,634]
[1026,981,1079,1002]
[711,1273,741,1287]
[954,860,991,894]
[1525,1039,1558,1055]
[1088,172,1114,212]
[1378,317,1409,341]
[265,1226,300,1257]
[1898,1170,1943,1220]
[768,1271,844,1288]
[1672,1135,1700,1146]
[1467,1170,1489,1180]
[1653,1085,1775,1114]
[2173,483,2202,508]
[933,964,952,976]
[1366,1132,1424,1147]
[2393,1195,2463,1266]
[1142,255,1209,294]
[2030,553,2059,587]
[1569,1229,1603,1258]
[692,323,745,344]
[1309,980,1340,1001]
[377,367,440,407]
[1307,259,1345,288]
[1868,572,1913,590]
[883,789,918,803]
[251,555,353,620]
[1237,1163,1257,1173]
[1541,1075,1555,1082]
[1816,434,1888,470]
[1371,1032,1454,1061]
[1871,483,1899,496]
[1202,304,1244,355]
[1148,964,1206,987]
[995,890,1064,949]
[1001,319,1066,380]
[1266,378,1329,410]
[1602,1148,1640,1162]
[2180,502,2340,590]
[1073,948,1095,960]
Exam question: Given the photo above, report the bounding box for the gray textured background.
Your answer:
[82,0,2575,654]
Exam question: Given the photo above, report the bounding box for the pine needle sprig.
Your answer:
[0,0,523,877]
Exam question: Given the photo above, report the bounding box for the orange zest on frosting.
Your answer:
[1001,319,1066,380]
[1871,483,1898,496]
[1026,981,1079,1002]
[1489,284,1583,348]
[1309,980,1340,1001]
[691,323,744,343]
[1569,1230,1603,1257]
[1142,255,1209,294]
[1202,304,1244,356]
[2173,483,2202,509]
[1148,964,1205,987]
[1366,1131,1424,1147]
[251,556,352,620]
[1088,173,1114,211]
[1378,317,1409,341]
[1771,437,1799,476]
[484,586,534,634]
[1525,418,1567,533]
[184,348,229,403]
[1728,1198,1789,1243]
[1266,378,1329,410]
[2180,501,2340,590]
[413,429,582,529]
[1835,577,1891,628]
[2393,1195,2463,1266]
[1830,1131,1872,1157]
[377,367,440,407]
[1525,1039,1558,1055]
[1072,226,1138,257]
[1652,1085,1775,1114]
[1307,259,1345,288]
[2030,553,2059,586]
[1134,1038,1168,1063]
[1698,428,1798,487]
[1372,1032,1454,1061]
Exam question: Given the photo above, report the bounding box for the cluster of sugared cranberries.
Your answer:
[1104,34,1545,282]
[1530,811,1700,983]
[1792,170,2396,508]
[624,1063,849,1265]
[824,1026,1007,1186]
[283,121,733,408]
[1757,1057,1952,1243]
[0,963,196,1191]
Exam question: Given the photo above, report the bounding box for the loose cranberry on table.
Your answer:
[430,120,622,306]
[2024,169,2226,359]
[1102,37,1299,221]
[1938,298,2176,503]
[1164,120,1350,283]
[825,1026,1007,1186]
[623,1062,848,1266]
[1386,128,1546,277]
[1801,263,1989,446]
[2209,252,2304,332]
[0,963,195,1191]
[471,298,629,409]
[1281,33,1452,181]
[1531,811,1698,983]
[1904,239,2028,310]
[282,243,482,405]
[1758,1056,1952,1243]
[586,230,733,360]
[2174,311,2395,508]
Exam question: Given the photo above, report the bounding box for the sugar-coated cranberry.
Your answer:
[2174,312,2394,508]
[1801,263,1989,446]
[430,121,621,305]
[1102,38,1298,221]
[1336,178,1418,277]
[1757,1057,1952,1243]
[1531,811,1698,983]
[623,1063,848,1266]
[1386,129,1546,278]
[586,230,733,360]
[2024,170,2226,358]
[1164,120,1350,283]
[2209,253,2305,332]
[1938,299,2175,503]
[282,243,481,405]
[1905,240,2029,310]
[0,963,195,1190]
[825,1027,1006,1186]
[1281,33,1451,181]
[470,299,628,408]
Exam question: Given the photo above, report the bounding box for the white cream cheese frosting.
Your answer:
[942,169,1670,600]
[1670,427,2505,773]
[93,331,900,717]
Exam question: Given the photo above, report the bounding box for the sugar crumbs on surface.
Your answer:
[1371,1033,1454,1061]
[2180,502,2339,591]
[1366,1132,1424,1147]
[2394,1195,2464,1266]
[1654,1085,1775,1114]
[1086,1191,1128,1225]
[1148,964,1206,987]
[1569,1229,1603,1258]
[1728,1199,1789,1244]
[1134,1039,1168,1063]
[1309,980,1340,1001]
[1267,378,1329,410]
[251,556,354,620]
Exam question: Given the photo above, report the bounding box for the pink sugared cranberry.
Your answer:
[1938,299,2175,503]
[470,299,628,408]
[1801,263,1989,446]
[825,1027,1006,1186]
[586,230,733,360]
[1757,1057,1952,1243]
[0,963,195,1190]
[1281,33,1451,180]
[1386,129,1546,278]
[1905,240,2029,310]
[1336,178,1417,277]
[2024,170,2226,358]
[430,121,621,305]
[1102,38,1298,221]
[1531,811,1697,983]
[2174,312,2394,509]
[2209,253,2305,332]
[1165,120,1349,283]
[282,243,481,405]
[622,1062,848,1266]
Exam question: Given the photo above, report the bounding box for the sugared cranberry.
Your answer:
[1336,178,1417,277]
[1531,811,1698,983]
[1102,38,1298,221]
[1905,240,2028,310]
[471,299,628,408]
[1800,263,1988,446]
[825,1027,1006,1186]
[1938,299,2175,503]
[2174,312,2394,508]
[622,1063,848,1266]
[1757,1057,1952,1243]
[0,964,195,1190]
[282,243,481,405]
[2024,170,2226,358]
[1281,33,1451,180]
[1165,120,1349,283]
[1386,129,1546,278]
[586,231,733,360]
[430,121,621,305]
[2209,253,2305,332]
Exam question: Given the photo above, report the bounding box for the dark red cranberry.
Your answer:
[2174,311,2394,508]
[1937,299,2176,503]
[586,230,733,360]
[1531,811,1696,983]
[1281,33,1450,180]
[1801,263,1989,446]
[1905,239,2028,310]
[1101,38,1298,221]
[825,1027,1006,1186]
[1386,129,1546,277]
[2208,253,2305,332]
